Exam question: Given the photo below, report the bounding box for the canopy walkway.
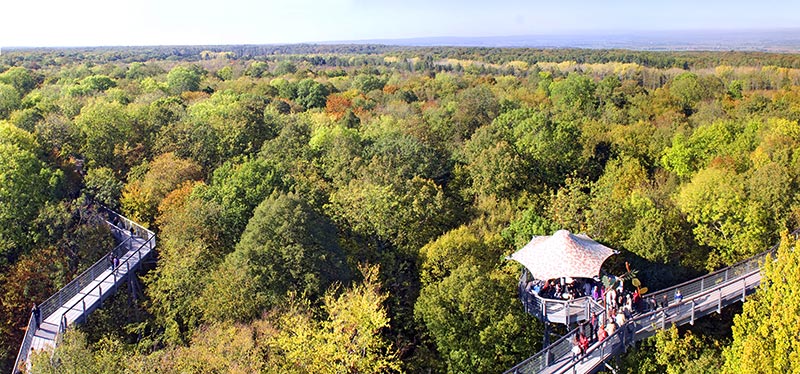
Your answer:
[506,232,795,374]
[12,208,155,374]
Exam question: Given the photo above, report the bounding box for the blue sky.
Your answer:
[2,0,799,47]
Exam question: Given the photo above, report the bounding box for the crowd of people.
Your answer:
[526,275,644,313]
[524,275,688,362]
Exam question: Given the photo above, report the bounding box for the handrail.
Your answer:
[54,232,154,343]
[12,223,133,373]
[509,229,799,374]
[12,207,156,374]
[554,265,764,374]
[12,313,36,374]
[506,299,607,374]
[37,235,133,319]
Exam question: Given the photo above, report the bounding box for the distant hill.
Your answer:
[327,29,800,52]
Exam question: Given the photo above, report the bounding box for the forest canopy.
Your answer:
[1,46,800,373]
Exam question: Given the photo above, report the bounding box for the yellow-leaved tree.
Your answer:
[723,231,800,373]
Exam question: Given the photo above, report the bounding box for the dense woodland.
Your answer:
[2,46,800,373]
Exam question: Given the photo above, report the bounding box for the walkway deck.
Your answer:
[506,231,792,374]
[12,209,155,374]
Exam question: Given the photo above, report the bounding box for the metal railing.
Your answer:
[11,313,37,374]
[506,299,607,374]
[518,272,597,326]
[553,269,764,374]
[12,208,155,374]
[54,233,154,343]
[508,230,798,374]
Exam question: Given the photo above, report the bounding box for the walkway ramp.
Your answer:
[506,233,788,374]
[12,209,155,374]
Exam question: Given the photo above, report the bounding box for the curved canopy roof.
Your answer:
[509,229,616,281]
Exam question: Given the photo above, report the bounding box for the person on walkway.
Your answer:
[578,332,589,354]
[674,289,683,303]
[589,313,598,342]
[572,333,583,359]
[597,324,608,342]
[605,320,617,336]
[605,286,617,311]
[31,303,40,329]
[615,309,627,328]
[108,253,115,270]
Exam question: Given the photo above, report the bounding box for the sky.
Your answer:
[2,0,799,47]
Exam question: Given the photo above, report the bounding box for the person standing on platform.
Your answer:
[31,303,41,329]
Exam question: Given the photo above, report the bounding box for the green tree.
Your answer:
[723,232,800,374]
[167,66,201,94]
[0,83,20,119]
[0,122,61,259]
[83,167,124,209]
[74,101,133,169]
[146,182,228,344]
[415,263,539,374]
[200,192,350,322]
[295,79,329,110]
[670,72,706,114]
[549,73,598,118]
[0,67,37,94]
[676,166,769,269]
[265,265,401,373]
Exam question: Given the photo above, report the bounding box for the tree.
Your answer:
[670,72,705,114]
[451,85,499,142]
[549,73,598,118]
[146,182,229,344]
[723,232,800,373]
[121,152,202,226]
[0,67,37,94]
[619,325,722,374]
[0,122,61,260]
[83,167,124,209]
[676,166,769,269]
[196,157,288,241]
[461,123,528,199]
[352,74,385,93]
[0,83,20,119]
[295,79,329,110]
[167,66,201,94]
[265,265,401,373]
[199,192,350,322]
[328,176,450,252]
[415,263,540,373]
[74,101,133,169]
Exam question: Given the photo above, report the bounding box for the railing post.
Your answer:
[724,269,729,283]
[718,289,722,314]
[742,277,746,302]
[700,277,704,292]
[690,300,695,325]
[566,301,571,325]
[586,300,590,321]
[542,300,547,321]
[545,346,551,366]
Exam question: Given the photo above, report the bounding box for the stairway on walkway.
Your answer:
[12,209,155,374]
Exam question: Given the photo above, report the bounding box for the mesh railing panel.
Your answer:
[12,313,36,374]
[511,230,799,374]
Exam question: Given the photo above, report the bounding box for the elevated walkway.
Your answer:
[506,232,793,374]
[12,208,155,374]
